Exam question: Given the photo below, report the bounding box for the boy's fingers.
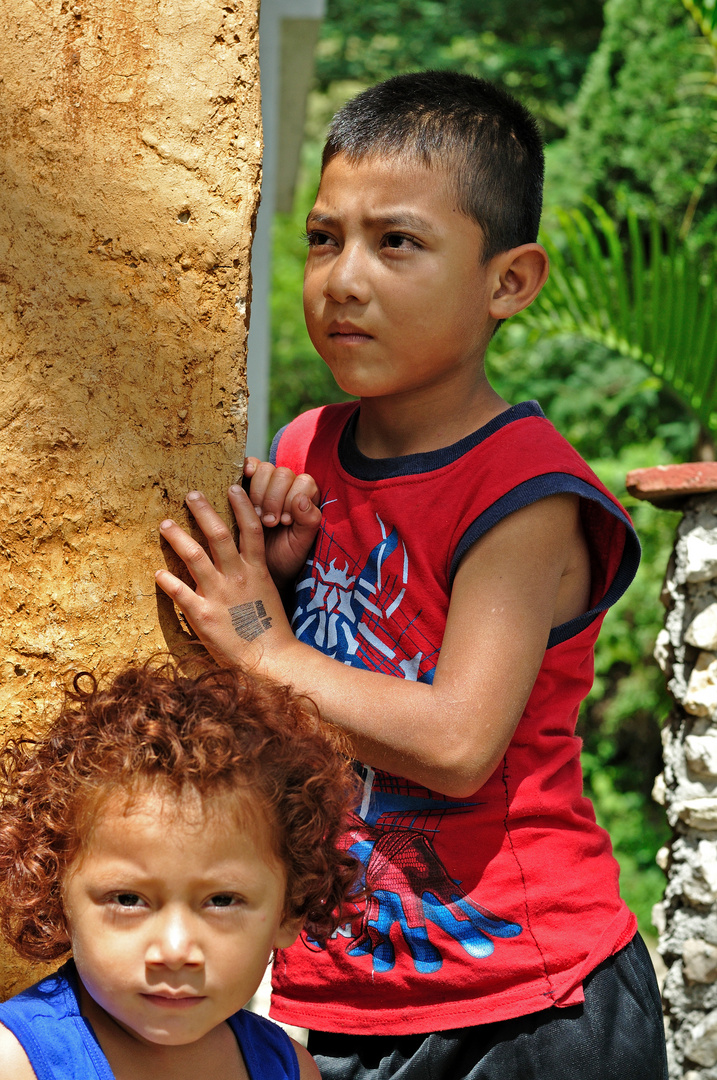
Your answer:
[228,485,270,561]
[255,466,299,526]
[183,491,243,573]
[290,491,323,532]
[155,567,200,613]
[243,463,320,527]
[158,518,217,587]
[283,473,320,524]
[245,461,282,524]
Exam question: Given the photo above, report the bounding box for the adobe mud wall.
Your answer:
[0,0,261,996]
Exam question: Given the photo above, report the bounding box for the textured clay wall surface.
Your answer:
[0,0,261,996]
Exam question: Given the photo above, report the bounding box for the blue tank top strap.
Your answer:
[229,1009,300,1080]
[0,961,113,1080]
[0,962,299,1080]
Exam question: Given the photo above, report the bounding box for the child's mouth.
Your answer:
[141,993,206,1009]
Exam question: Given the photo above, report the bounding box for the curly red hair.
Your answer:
[0,660,359,962]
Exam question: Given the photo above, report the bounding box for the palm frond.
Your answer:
[682,0,717,53]
[520,201,717,436]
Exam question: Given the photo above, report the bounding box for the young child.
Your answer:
[0,661,358,1080]
[155,72,668,1078]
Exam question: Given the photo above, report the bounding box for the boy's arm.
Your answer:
[157,488,588,799]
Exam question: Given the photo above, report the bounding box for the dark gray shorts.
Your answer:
[307,934,667,1080]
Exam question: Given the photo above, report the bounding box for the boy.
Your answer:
[156,72,667,1079]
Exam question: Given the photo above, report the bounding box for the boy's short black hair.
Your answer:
[322,71,544,262]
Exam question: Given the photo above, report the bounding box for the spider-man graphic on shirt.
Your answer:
[293,511,522,973]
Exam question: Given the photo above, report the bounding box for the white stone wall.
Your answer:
[654,496,717,1077]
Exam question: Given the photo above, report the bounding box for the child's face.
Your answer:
[303,152,496,403]
[62,784,300,1047]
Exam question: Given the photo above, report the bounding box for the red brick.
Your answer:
[626,464,717,506]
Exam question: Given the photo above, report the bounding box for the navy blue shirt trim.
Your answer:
[272,405,640,650]
[270,402,544,478]
[269,423,289,466]
[450,473,641,648]
[338,401,545,480]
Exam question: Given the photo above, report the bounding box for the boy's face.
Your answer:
[303,152,496,404]
[63,785,299,1048]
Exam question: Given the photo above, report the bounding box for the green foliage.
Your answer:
[557,0,717,245]
[507,0,717,921]
[581,761,668,932]
[683,0,717,48]
[677,0,717,235]
[582,459,676,931]
[486,323,699,460]
[317,0,604,138]
[515,0,717,923]
[520,200,717,437]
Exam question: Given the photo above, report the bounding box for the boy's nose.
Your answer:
[322,244,370,305]
[145,906,203,970]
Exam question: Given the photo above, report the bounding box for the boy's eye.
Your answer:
[304,230,336,248]
[382,233,419,251]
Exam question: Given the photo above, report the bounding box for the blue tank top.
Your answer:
[0,961,299,1080]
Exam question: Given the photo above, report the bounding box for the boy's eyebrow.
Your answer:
[306,209,438,235]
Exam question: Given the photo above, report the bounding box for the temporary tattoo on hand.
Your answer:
[229,600,273,642]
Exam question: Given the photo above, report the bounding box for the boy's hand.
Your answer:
[243,457,322,590]
[155,488,300,668]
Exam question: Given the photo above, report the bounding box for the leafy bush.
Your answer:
[556,0,717,245]
[317,0,604,139]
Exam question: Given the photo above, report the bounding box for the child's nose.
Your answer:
[145,906,203,970]
[323,243,370,305]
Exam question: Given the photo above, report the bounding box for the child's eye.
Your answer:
[206,893,241,908]
[111,893,147,908]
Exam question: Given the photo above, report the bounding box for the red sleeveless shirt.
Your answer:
[270,401,640,1035]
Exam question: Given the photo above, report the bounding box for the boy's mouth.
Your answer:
[328,321,373,343]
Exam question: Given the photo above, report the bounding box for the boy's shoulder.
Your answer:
[272,399,639,607]
[274,398,605,494]
[270,402,356,468]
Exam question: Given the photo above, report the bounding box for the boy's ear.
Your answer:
[487,243,549,322]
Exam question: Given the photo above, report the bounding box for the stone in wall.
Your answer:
[633,481,717,1078]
